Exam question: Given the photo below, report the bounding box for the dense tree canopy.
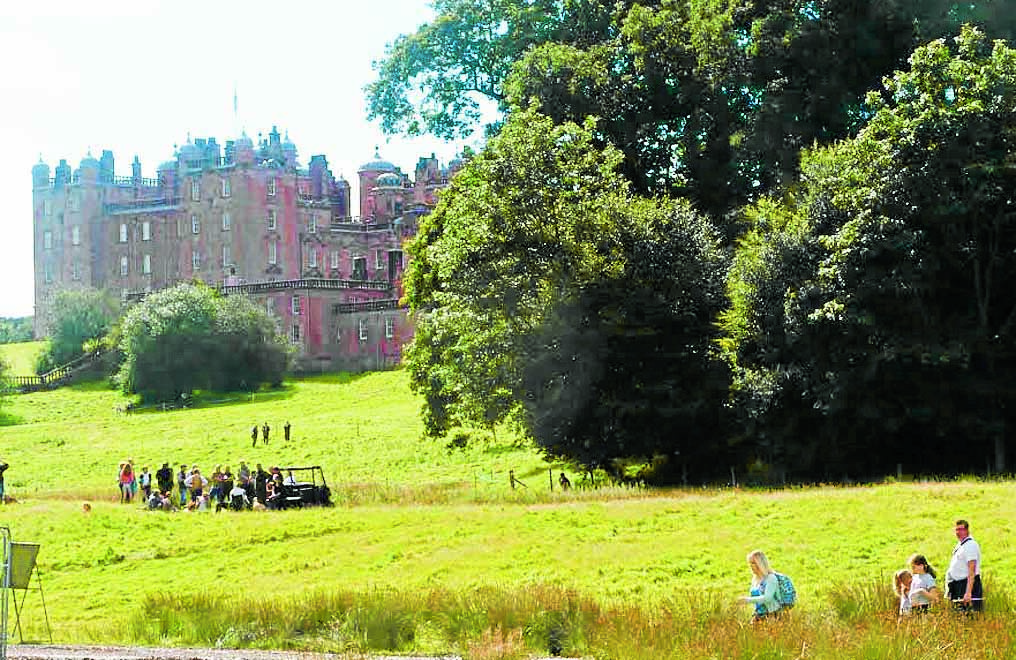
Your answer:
[35,288,118,374]
[721,27,1016,478]
[405,108,730,477]
[0,317,33,345]
[380,2,1016,480]
[117,284,288,403]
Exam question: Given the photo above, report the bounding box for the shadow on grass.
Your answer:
[0,410,24,427]
[288,371,376,386]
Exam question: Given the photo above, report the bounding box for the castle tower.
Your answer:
[32,158,50,189]
[357,149,397,219]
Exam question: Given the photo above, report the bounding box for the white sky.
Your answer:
[0,0,486,318]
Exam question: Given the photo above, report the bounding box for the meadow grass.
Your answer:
[0,340,45,376]
[2,370,1016,657]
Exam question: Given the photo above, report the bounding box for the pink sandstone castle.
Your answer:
[32,127,459,371]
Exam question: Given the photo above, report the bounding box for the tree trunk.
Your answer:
[995,431,1006,474]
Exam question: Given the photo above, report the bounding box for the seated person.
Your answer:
[252,498,267,512]
[265,482,283,510]
[147,492,162,510]
[229,482,250,510]
[283,470,297,486]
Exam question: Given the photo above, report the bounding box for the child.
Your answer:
[894,569,913,615]
[908,554,939,611]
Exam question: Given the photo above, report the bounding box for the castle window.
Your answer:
[120,256,129,276]
[265,297,274,316]
[358,318,368,341]
[268,240,277,265]
[222,212,231,231]
[71,225,81,246]
[67,195,79,212]
[352,256,367,281]
[119,223,128,243]
[191,215,200,234]
[71,261,81,281]
[221,177,231,198]
[376,248,384,269]
[291,295,301,315]
[43,230,53,250]
[267,176,276,197]
[308,215,317,234]
[192,250,201,270]
[141,221,151,241]
[43,199,52,216]
[142,254,152,275]
[385,318,394,339]
[308,250,318,269]
[44,262,53,283]
[291,324,301,343]
[267,209,277,231]
[222,245,231,267]
[190,179,200,201]
[330,250,339,270]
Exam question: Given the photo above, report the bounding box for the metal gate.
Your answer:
[1,526,11,660]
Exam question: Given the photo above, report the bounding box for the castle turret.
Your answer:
[234,132,255,165]
[99,150,115,183]
[79,152,100,184]
[32,158,50,189]
[131,156,142,183]
[54,159,71,187]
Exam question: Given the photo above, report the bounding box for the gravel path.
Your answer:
[4,645,462,660]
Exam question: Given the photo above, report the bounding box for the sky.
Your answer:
[0,0,485,318]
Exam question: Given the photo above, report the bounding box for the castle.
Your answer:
[32,127,458,371]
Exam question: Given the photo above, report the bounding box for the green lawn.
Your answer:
[0,339,45,376]
[2,372,1014,657]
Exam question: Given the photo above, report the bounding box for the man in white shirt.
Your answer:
[946,518,983,611]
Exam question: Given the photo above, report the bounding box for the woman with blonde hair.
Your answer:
[738,550,782,620]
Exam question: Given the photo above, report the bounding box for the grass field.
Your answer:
[1,353,1014,658]
[0,339,45,376]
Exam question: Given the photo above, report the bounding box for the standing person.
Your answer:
[0,460,8,504]
[238,461,251,483]
[946,519,983,611]
[119,462,135,504]
[907,554,939,611]
[254,463,269,505]
[177,464,189,507]
[284,421,291,442]
[262,422,271,445]
[186,467,208,502]
[156,462,173,496]
[738,550,783,621]
[139,466,153,500]
[251,424,259,448]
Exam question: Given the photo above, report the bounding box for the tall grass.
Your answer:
[123,581,1016,659]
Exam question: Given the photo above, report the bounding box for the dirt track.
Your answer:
[4,645,462,660]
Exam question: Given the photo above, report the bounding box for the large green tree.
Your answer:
[721,27,1016,477]
[35,288,118,374]
[117,284,288,403]
[405,108,730,478]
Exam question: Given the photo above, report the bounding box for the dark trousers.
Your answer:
[948,575,984,612]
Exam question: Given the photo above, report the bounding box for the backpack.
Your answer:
[774,573,797,608]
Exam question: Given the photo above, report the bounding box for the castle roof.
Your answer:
[359,149,397,173]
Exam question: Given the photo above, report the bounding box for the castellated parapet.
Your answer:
[32,128,461,372]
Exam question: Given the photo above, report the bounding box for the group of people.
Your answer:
[251,421,291,447]
[893,519,984,614]
[740,519,984,621]
[117,460,301,512]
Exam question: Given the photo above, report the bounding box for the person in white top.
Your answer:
[893,569,912,615]
[946,519,983,611]
[907,554,939,611]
